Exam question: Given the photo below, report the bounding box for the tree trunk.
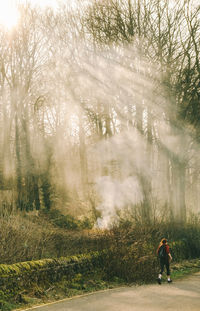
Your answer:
[15,113,23,209]
[78,110,88,195]
[0,110,3,189]
[22,111,41,211]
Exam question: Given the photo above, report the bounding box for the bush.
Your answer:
[52,214,80,229]
[0,210,110,264]
[101,229,158,282]
[42,209,94,230]
[100,222,200,283]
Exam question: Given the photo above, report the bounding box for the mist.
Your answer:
[0,0,199,227]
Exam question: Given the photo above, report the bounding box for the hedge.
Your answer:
[1,238,199,306]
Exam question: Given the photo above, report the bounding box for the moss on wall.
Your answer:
[0,251,105,306]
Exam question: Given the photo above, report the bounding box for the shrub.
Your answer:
[41,209,94,230]
[100,222,200,283]
[0,211,110,264]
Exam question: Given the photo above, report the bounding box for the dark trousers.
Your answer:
[159,258,170,275]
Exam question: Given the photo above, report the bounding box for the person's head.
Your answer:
[161,238,167,244]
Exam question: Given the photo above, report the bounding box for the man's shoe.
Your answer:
[157,278,161,285]
[168,279,172,283]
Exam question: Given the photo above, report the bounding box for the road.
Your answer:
[24,272,200,311]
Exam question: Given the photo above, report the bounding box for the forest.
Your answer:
[0,0,200,264]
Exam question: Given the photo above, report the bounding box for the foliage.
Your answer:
[0,211,110,264]
[1,220,200,308]
[41,209,94,230]
[0,0,199,224]
[100,221,200,282]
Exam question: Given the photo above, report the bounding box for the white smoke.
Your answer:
[95,175,143,228]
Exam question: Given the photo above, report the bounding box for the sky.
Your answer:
[4,0,82,9]
[0,0,79,28]
[0,0,198,29]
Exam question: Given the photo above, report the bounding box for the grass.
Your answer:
[0,302,17,311]
[158,258,200,284]
[12,271,126,311]
[11,258,200,311]
[171,258,200,280]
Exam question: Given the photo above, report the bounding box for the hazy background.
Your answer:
[0,0,199,229]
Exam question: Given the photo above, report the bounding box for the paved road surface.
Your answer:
[24,272,200,311]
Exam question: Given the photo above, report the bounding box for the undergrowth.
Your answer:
[1,215,200,310]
